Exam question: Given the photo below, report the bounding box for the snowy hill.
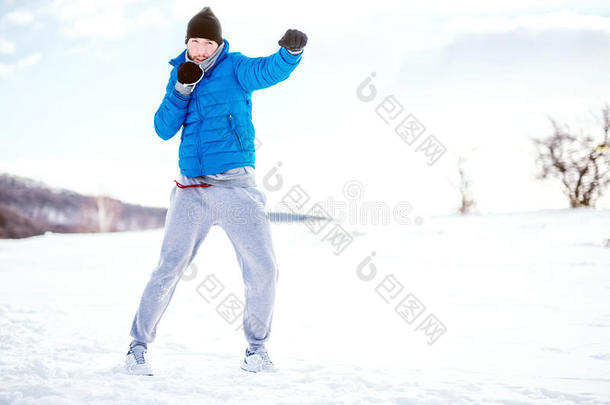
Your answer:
[0,208,609,404]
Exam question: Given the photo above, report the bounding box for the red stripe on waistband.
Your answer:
[174,179,213,188]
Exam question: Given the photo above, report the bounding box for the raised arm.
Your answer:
[233,29,307,93]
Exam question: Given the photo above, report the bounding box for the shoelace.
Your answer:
[257,350,273,366]
[130,348,146,365]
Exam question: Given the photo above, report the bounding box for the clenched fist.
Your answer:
[177,61,204,85]
[278,29,308,54]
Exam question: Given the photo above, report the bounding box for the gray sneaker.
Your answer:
[124,343,153,376]
[240,347,277,373]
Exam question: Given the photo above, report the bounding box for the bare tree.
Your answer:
[533,105,610,208]
[456,155,476,215]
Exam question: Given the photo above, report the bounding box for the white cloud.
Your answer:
[444,11,610,35]
[361,10,610,60]
[0,53,41,77]
[134,7,165,28]
[41,0,167,40]
[0,7,34,26]
[63,10,131,40]
[0,37,16,54]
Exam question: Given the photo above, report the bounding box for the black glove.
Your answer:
[177,61,204,85]
[278,29,308,53]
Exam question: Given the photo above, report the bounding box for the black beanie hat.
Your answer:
[185,7,223,46]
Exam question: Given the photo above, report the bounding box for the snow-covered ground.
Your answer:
[1,208,609,404]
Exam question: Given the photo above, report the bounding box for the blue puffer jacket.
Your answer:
[153,38,303,176]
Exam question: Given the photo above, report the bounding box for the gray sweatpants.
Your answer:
[129,176,279,350]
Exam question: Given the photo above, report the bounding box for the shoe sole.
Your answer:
[126,371,154,376]
[125,365,154,376]
[240,364,278,373]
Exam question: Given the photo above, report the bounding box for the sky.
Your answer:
[1,0,610,217]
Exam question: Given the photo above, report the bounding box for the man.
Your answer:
[124,6,307,375]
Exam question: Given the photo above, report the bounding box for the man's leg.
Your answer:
[218,186,279,351]
[130,184,217,344]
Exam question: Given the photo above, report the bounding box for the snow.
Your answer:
[0,208,609,404]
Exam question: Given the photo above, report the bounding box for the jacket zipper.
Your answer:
[228,114,243,151]
[194,88,203,172]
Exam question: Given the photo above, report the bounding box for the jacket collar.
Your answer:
[169,38,230,68]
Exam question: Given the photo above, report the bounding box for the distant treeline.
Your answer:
[0,173,328,239]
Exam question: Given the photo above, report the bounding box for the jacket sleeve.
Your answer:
[233,47,303,93]
[153,66,191,141]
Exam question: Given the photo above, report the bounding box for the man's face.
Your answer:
[187,38,219,62]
